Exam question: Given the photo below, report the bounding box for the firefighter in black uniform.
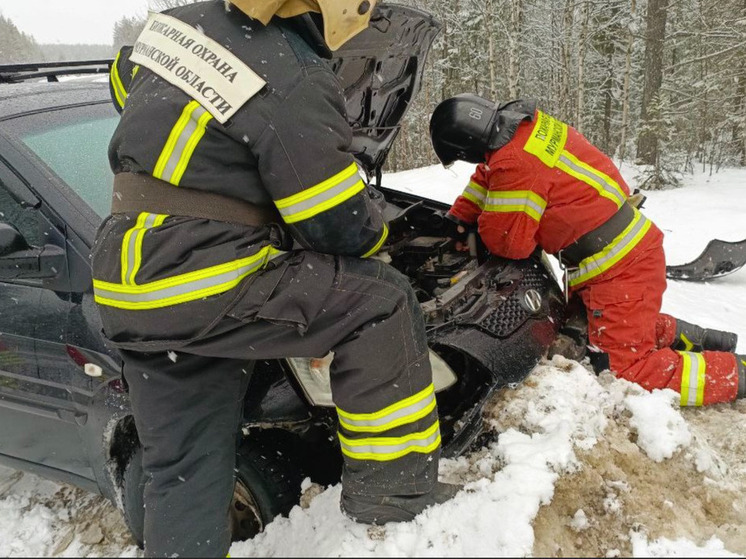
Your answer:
[96,1,459,556]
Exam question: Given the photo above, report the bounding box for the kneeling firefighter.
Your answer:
[429,95,745,407]
[97,1,458,556]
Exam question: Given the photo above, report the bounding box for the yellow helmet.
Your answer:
[230,0,377,51]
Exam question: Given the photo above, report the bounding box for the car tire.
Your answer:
[121,445,146,548]
[121,435,304,547]
[231,436,304,541]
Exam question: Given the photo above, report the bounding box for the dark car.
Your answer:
[0,4,564,545]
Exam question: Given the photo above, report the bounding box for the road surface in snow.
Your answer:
[1,164,745,557]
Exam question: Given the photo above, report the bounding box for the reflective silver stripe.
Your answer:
[338,388,436,433]
[680,351,706,407]
[277,173,363,222]
[159,104,209,184]
[464,184,487,207]
[558,153,626,206]
[94,248,283,310]
[568,212,649,285]
[98,255,270,303]
[484,194,546,218]
[124,213,159,285]
[339,422,441,461]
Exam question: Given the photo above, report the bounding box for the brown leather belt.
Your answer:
[559,202,635,267]
[111,173,282,227]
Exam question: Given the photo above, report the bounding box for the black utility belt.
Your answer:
[559,202,635,267]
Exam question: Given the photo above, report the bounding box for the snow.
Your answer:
[570,509,590,532]
[1,165,746,557]
[630,533,743,558]
[624,389,692,462]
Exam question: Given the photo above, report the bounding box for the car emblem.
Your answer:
[522,289,543,313]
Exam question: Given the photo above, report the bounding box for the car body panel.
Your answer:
[330,4,441,177]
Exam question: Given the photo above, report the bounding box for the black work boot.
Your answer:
[738,355,746,400]
[340,482,462,525]
[672,319,738,353]
[703,329,739,352]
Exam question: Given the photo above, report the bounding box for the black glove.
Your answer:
[444,212,471,241]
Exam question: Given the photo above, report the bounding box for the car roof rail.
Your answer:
[0,60,114,84]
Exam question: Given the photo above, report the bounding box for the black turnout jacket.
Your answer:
[93,0,387,347]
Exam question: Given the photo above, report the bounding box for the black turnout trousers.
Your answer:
[122,252,440,558]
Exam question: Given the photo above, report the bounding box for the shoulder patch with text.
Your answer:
[129,12,266,124]
[523,110,568,168]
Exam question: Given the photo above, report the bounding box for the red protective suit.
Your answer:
[448,109,739,406]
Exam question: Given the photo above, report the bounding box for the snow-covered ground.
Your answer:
[1,164,745,557]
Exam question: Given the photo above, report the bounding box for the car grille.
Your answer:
[478,266,550,337]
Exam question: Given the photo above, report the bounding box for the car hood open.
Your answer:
[329,4,440,178]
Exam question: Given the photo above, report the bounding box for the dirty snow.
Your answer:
[1,165,745,557]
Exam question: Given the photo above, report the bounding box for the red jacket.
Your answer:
[447,109,740,406]
[448,110,655,288]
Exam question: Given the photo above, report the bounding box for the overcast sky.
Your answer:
[0,0,150,44]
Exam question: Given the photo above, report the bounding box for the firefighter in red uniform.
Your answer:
[429,95,746,407]
[97,1,458,556]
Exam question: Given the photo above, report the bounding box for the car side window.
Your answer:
[20,113,118,219]
[0,177,42,247]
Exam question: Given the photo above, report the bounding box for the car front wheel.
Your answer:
[121,435,304,547]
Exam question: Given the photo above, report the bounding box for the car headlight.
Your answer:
[287,350,458,408]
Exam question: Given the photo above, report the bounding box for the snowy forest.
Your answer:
[2,0,746,186]
[387,0,746,188]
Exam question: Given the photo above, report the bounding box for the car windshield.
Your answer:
[20,111,118,218]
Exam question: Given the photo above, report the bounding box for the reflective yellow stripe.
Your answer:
[110,51,127,108]
[337,384,434,422]
[362,224,389,258]
[338,421,441,462]
[523,110,568,168]
[339,398,436,434]
[556,150,626,207]
[275,163,366,224]
[524,111,626,207]
[680,333,694,352]
[462,181,488,210]
[171,108,212,186]
[154,103,196,179]
[678,351,706,407]
[468,180,488,196]
[120,213,148,284]
[130,214,168,285]
[483,190,547,222]
[120,213,169,285]
[95,247,283,310]
[337,384,435,433]
[568,209,651,287]
[154,101,213,186]
[463,191,484,209]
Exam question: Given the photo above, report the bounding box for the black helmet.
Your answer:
[429,94,500,167]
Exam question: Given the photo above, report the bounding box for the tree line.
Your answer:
[390,0,746,187]
[0,15,112,63]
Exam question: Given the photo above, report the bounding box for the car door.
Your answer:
[0,157,95,479]
[0,99,123,487]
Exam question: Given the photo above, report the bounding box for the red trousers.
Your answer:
[576,225,739,405]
